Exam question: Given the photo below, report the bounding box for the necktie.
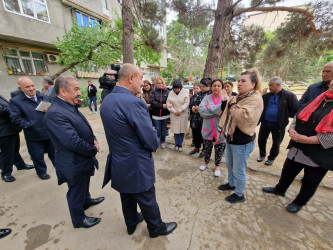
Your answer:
[30,97,37,103]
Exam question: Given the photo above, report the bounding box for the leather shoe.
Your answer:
[149,222,177,238]
[38,173,50,180]
[286,202,303,214]
[189,148,199,155]
[0,228,12,239]
[127,212,144,235]
[83,197,105,210]
[265,159,274,166]
[262,187,285,196]
[17,164,34,170]
[73,217,101,228]
[257,156,265,162]
[1,175,16,182]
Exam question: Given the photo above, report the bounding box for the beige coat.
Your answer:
[167,88,189,134]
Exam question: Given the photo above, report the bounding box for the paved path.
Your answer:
[1,107,332,249]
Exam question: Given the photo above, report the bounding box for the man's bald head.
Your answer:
[18,77,36,97]
[322,61,333,84]
[117,63,143,95]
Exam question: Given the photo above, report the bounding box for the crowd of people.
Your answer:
[0,62,332,239]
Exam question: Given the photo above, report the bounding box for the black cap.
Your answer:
[200,78,212,86]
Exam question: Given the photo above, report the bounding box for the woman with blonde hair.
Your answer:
[150,77,170,149]
[218,70,263,203]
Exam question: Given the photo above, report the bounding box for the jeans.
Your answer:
[88,96,97,112]
[258,121,285,160]
[153,118,168,143]
[225,141,255,196]
[174,133,184,147]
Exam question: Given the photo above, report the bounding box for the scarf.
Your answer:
[298,90,333,134]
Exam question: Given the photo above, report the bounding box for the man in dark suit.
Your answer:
[44,76,104,229]
[101,63,177,238]
[8,77,55,180]
[0,95,34,182]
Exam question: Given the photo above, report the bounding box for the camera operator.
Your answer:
[100,70,117,101]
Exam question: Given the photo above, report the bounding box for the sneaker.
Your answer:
[174,146,179,151]
[214,170,221,177]
[178,147,183,152]
[93,111,97,114]
[265,159,274,166]
[225,193,245,203]
[189,148,199,155]
[89,111,93,115]
[161,143,166,149]
[199,151,205,158]
[257,156,265,162]
[218,183,235,191]
[199,165,207,171]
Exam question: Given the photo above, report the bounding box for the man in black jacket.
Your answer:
[257,77,298,166]
[0,95,34,182]
[9,77,55,180]
[87,80,98,114]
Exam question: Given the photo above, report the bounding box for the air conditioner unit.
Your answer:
[46,54,59,63]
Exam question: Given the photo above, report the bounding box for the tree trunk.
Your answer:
[203,0,234,78]
[189,26,194,80]
[122,0,134,64]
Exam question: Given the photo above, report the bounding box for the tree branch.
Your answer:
[233,6,319,36]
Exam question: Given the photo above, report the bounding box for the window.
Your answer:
[76,11,101,28]
[3,0,50,22]
[3,48,48,75]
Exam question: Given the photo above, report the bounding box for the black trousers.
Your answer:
[192,126,203,149]
[258,121,285,160]
[203,139,225,166]
[26,139,55,176]
[67,176,91,225]
[275,158,328,206]
[0,134,25,176]
[120,185,163,233]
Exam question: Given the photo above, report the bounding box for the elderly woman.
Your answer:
[224,81,238,97]
[189,83,202,154]
[190,78,212,157]
[199,79,228,177]
[150,77,170,149]
[262,79,333,214]
[218,71,263,203]
[167,80,189,151]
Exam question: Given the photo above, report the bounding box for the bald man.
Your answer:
[101,64,177,238]
[298,62,333,110]
[9,77,55,180]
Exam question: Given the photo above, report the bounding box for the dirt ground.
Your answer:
[1,107,332,250]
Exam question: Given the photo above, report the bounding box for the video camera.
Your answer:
[99,64,121,90]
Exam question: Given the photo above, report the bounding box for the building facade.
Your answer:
[0,0,166,98]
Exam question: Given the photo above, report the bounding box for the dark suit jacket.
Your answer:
[100,86,159,193]
[10,87,22,98]
[44,97,98,185]
[298,81,329,110]
[0,95,21,137]
[8,92,50,141]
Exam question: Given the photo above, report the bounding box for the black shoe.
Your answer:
[189,148,199,155]
[73,217,101,228]
[0,228,12,239]
[265,159,274,166]
[191,142,195,147]
[149,222,177,238]
[38,173,50,180]
[257,156,265,162]
[16,164,34,170]
[1,175,16,182]
[199,151,205,158]
[225,193,245,204]
[83,197,105,210]
[218,183,235,191]
[127,212,144,235]
[286,202,303,214]
[262,187,285,197]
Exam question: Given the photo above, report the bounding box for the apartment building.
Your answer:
[0,0,166,98]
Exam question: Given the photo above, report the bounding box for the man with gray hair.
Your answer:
[44,76,103,228]
[257,77,298,166]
